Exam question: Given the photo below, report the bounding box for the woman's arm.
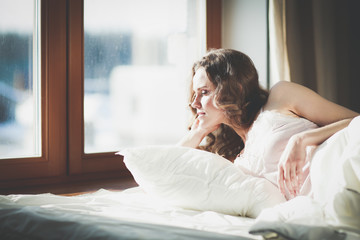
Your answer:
[278,118,353,196]
[177,119,206,148]
[177,118,219,148]
[267,81,359,126]
[268,81,359,196]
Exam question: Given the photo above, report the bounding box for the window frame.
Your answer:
[0,0,67,184]
[68,0,222,175]
[67,0,137,175]
[0,0,221,190]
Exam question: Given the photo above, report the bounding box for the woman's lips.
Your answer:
[197,112,205,118]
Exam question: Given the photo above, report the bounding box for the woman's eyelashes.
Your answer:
[191,89,211,103]
[195,89,210,97]
[200,89,210,95]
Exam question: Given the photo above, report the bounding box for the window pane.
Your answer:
[84,0,205,153]
[0,0,41,159]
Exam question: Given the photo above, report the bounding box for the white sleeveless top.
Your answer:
[234,110,318,198]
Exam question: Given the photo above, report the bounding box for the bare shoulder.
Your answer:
[269,81,307,97]
[265,81,359,126]
[263,81,303,112]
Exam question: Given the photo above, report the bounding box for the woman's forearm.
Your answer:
[277,117,355,196]
[298,118,354,147]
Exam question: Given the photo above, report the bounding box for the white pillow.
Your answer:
[118,146,285,218]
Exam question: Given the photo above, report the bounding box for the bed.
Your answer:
[0,188,259,240]
[1,187,358,240]
[1,116,360,240]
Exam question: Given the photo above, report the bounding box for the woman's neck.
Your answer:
[233,127,249,144]
[230,109,262,144]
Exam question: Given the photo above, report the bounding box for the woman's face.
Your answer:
[191,67,227,129]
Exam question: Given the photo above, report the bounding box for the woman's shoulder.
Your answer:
[269,81,301,97]
[262,81,299,114]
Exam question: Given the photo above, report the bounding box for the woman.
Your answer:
[179,49,359,199]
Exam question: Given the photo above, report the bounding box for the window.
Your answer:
[0,0,67,182]
[83,0,206,153]
[68,0,210,175]
[0,0,41,159]
[0,0,220,187]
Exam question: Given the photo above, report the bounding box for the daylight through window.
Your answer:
[0,0,41,159]
[84,0,206,153]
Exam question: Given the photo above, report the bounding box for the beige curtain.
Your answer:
[269,0,290,86]
[269,0,360,112]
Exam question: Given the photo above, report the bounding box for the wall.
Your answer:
[221,0,268,88]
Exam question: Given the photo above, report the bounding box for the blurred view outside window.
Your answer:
[84,0,206,153]
[0,0,41,159]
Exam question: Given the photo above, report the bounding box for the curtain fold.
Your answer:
[269,0,290,86]
[269,0,360,112]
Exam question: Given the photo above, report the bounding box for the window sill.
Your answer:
[0,174,138,195]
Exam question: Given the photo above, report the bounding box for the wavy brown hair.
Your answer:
[189,49,269,160]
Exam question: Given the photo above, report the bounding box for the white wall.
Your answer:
[222,0,268,88]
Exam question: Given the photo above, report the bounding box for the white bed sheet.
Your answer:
[1,188,359,240]
[0,187,259,240]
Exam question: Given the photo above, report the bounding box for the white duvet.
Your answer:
[257,116,360,231]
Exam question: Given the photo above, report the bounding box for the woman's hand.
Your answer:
[277,133,307,197]
[178,117,220,148]
[277,117,357,198]
[268,81,359,198]
[190,117,220,135]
